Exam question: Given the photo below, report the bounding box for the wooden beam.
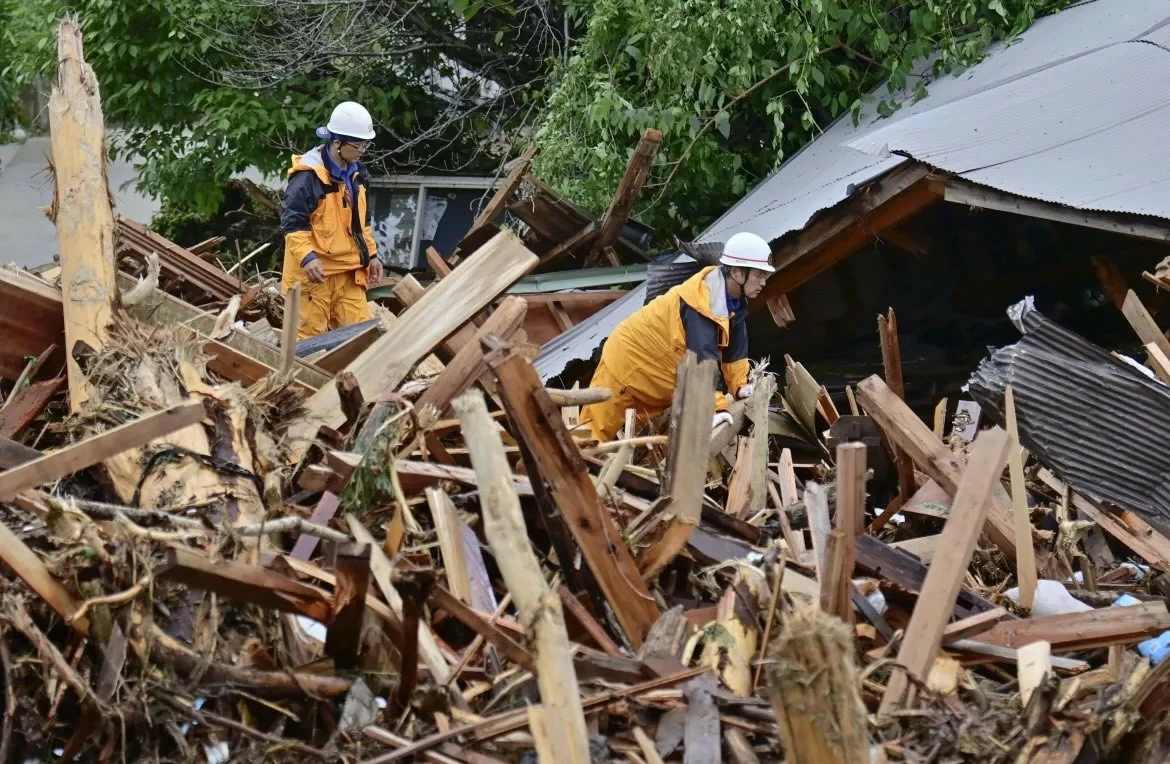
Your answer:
[558,586,622,657]
[427,488,472,605]
[638,353,717,579]
[761,164,938,302]
[488,350,660,647]
[1122,289,1170,360]
[452,388,591,764]
[0,270,66,382]
[941,607,1010,644]
[0,402,205,500]
[538,222,598,269]
[749,376,776,517]
[1037,468,1170,572]
[1005,386,1038,611]
[856,375,1018,560]
[156,546,332,623]
[428,585,536,675]
[324,543,371,670]
[414,296,526,416]
[945,177,1170,244]
[279,283,300,376]
[977,602,1170,652]
[471,145,538,233]
[856,534,999,620]
[392,275,476,363]
[293,230,538,458]
[591,129,662,260]
[50,20,118,412]
[879,428,1010,714]
[1145,342,1170,385]
[878,308,916,502]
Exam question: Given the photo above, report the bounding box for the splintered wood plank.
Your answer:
[391,275,476,362]
[836,443,866,538]
[429,585,536,675]
[941,608,1010,644]
[0,270,65,382]
[591,129,662,260]
[725,436,755,518]
[558,586,622,658]
[471,145,538,233]
[0,522,89,634]
[279,283,300,375]
[977,602,1170,652]
[1122,289,1170,359]
[749,376,776,514]
[1018,640,1051,706]
[0,402,205,500]
[880,428,1011,714]
[50,20,118,412]
[805,482,832,580]
[1145,342,1170,385]
[0,377,65,439]
[414,296,526,416]
[638,354,717,579]
[289,492,341,562]
[856,375,1017,560]
[1037,469,1170,572]
[452,389,591,764]
[488,351,660,647]
[293,230,538,459]
[1004,386,1038,611]
[427,488,472,606]
[878,308,917,502]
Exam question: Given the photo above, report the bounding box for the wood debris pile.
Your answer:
[6,19,1170,764]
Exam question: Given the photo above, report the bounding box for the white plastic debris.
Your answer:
[1117,353,1158,381]
[865,588,889,616]
[1005,579,1091,617]
[295,615,328,642]
[204,741,230,764]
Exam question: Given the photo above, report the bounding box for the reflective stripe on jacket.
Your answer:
[280,146,377,290]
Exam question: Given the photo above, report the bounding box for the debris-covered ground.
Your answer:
[5,17,1170,764]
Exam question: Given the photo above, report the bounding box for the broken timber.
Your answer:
[50,19,118,412]
[488,345,660,648]
[292,230,538,459]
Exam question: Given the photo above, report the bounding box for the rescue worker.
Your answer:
[280,101,384,340]
[581,232,774,441]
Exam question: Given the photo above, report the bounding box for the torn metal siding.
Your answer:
[967,298,1170,530]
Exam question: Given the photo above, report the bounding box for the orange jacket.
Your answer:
[598,266,750,414]
[280,147,377,290]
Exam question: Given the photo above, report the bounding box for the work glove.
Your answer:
[736,384,754,400]
[712,411,734,431]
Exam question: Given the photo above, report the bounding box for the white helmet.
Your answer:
[325,101,376,140]
[720,232,774,273]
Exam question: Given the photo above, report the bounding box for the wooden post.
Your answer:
[490,348,660,646]
[856,375,1018,559]
[835,442,867,539]
[878,309,917,503]
[879,428,1011,714]
[279,283,300,376]
[1018,640,1052,706]
[767,606,870,764]
[1004,386,1038,611]
[590,128,663,262]
[638,353,717,580]
[49,20,118,412]
[452,389,591,764]
[470,145,538,233]
[748,375,775,516]
[325,543,372,670]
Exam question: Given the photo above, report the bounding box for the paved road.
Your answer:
[0,135,160,269]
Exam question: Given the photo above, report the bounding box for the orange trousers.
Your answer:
[292,270,372,340]
[580,360,671,442]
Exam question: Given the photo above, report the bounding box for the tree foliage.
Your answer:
[533,0,1070,238]
[7,0,567,214]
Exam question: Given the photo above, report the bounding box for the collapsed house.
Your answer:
[6,3,1170,763]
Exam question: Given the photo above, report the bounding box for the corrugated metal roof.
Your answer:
[536,0,1170,380]
[968,298,1170,531]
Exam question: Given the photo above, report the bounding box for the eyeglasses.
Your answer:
[341,140,371,150]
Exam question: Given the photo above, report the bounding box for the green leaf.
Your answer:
[715,111,730,139]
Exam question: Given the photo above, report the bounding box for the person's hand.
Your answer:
[736,384,754,400]
[368,258,384,283]
[303,257,325,284]
[712,411,734,431]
